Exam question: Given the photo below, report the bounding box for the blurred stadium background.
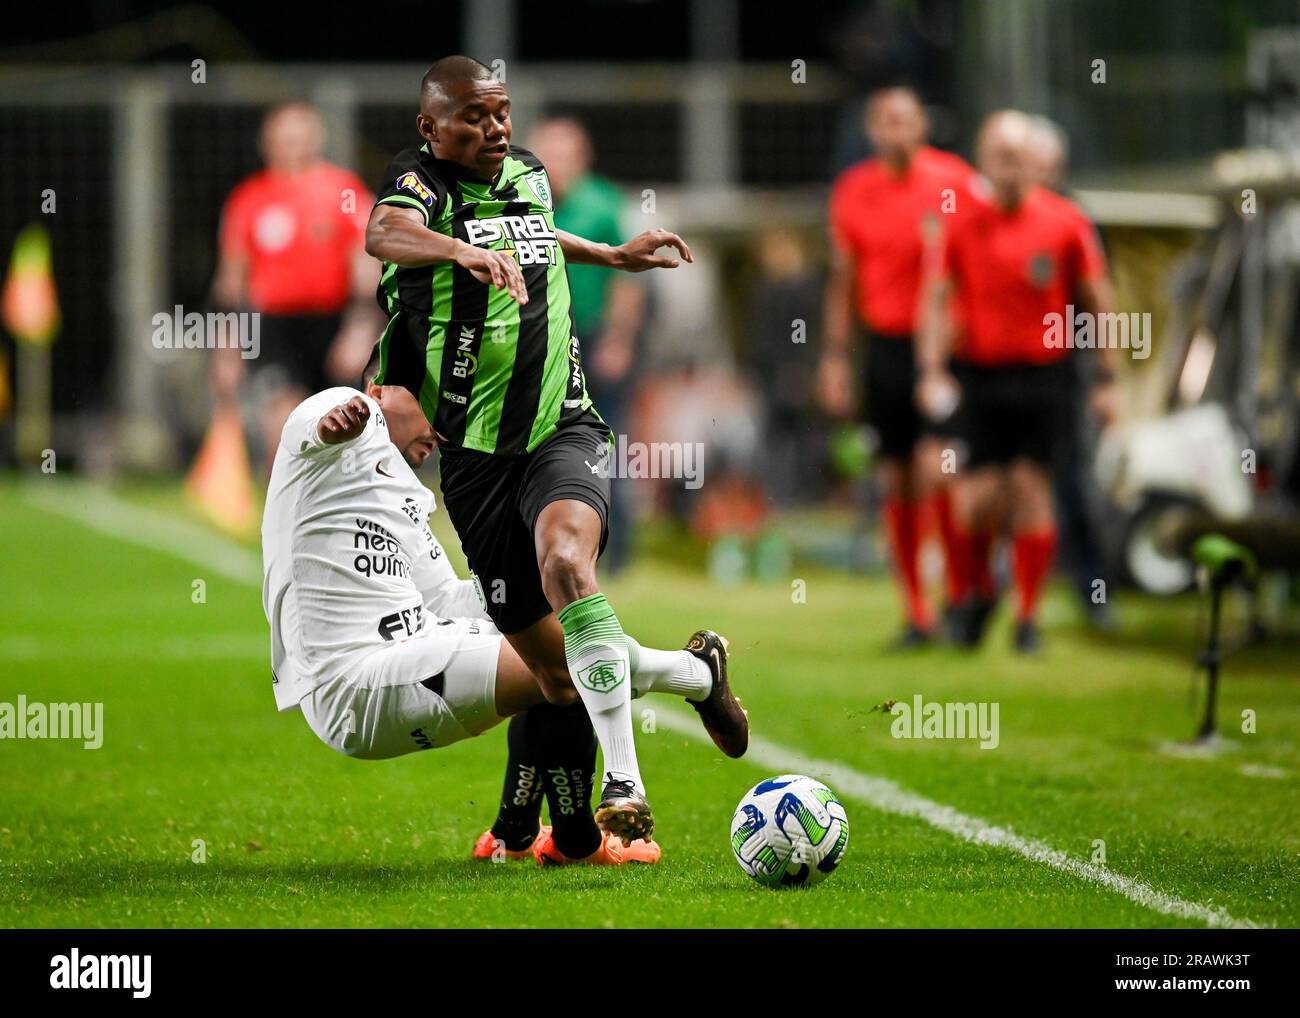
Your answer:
[3,0,1300,599]
[3,0,1300,932]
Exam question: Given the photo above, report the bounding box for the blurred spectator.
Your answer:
[526,116,648,571]
[744,228,827,506]
[209,102,382,472]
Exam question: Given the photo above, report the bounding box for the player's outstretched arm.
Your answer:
[558,227,693,271]
[365,204,527,304]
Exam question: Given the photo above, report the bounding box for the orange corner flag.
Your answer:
[185,404,259,538]
[1,224,61,346]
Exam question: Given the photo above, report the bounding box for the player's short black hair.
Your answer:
[420,55,497,105]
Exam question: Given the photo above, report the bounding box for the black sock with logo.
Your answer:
[525,702,602,859]
[488,714,545,852]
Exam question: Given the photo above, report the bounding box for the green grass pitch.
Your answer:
[1,478,1296,928]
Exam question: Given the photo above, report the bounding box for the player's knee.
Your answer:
[539,543,596,606]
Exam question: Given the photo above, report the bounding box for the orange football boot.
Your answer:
[472,825,551,861]
[533,828,661,866]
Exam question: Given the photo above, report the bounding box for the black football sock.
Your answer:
[488,714,546,852]
[525,702,602,860]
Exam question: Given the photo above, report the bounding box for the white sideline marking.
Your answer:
[23,480,262,586]
[655,711,1266,929]
[1239,764,1290,780]
[25,482,1267,928]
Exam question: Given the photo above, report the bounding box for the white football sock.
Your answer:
[558,593,643,794]
[626,637,712,702]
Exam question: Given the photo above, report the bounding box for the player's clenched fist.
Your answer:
[318,396,371,444]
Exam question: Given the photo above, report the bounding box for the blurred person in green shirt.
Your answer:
[527,117,648,571]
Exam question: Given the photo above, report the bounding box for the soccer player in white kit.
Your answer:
[263,384,546,757]
[263,381,736,863]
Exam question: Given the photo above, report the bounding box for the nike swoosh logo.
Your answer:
[752,777,794,795]
[375,461,395,478]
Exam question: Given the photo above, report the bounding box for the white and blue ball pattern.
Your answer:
[730,774,850,887]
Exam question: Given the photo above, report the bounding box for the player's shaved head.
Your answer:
[415,55,512,179]
[976,109,1035,208]
[865,86,928,170]
[420,55,498,115]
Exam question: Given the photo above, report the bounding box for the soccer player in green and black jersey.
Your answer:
[364,56,748,850]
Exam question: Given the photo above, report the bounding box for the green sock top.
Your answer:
[557,592,615,635]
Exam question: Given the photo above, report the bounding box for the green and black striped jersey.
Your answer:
[371,143,593,455]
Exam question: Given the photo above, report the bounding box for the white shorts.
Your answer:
[299,618,503,760]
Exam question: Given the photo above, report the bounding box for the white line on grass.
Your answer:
[654,711,1266,929]
[23,479,262,586]
[26,481,1266,928]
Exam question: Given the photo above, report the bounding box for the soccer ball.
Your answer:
[729,774,849,887]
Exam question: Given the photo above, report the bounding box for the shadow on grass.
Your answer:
[11,856,686,900]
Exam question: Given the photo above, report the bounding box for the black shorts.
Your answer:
[437,411,613,634]
[863,331,924,460]
[249,313,343,394]
[952,359,1073,469]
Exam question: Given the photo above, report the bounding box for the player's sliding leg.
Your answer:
[474,656,565,861]
[521,702,659,866]
[532,498,652,843]
[473,713,549,861]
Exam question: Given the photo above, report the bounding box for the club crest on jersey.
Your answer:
[397,171,434,207]
[525,170,553,212]
[464,213,559,267]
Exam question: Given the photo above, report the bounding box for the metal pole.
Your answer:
[313,77,359,173]
[466,0,516,69]
[1196,582,1223,741]
[114,72,173,470]
[685,0,739,190]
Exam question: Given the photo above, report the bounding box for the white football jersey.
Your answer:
[261,387,485,711]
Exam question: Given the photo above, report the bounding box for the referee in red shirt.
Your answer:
[210,102,383,471]
[917,110,1117,651]
[820,86,974,647]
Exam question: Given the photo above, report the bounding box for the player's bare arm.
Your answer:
[558,227,693,271]
[365,203,528,304]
